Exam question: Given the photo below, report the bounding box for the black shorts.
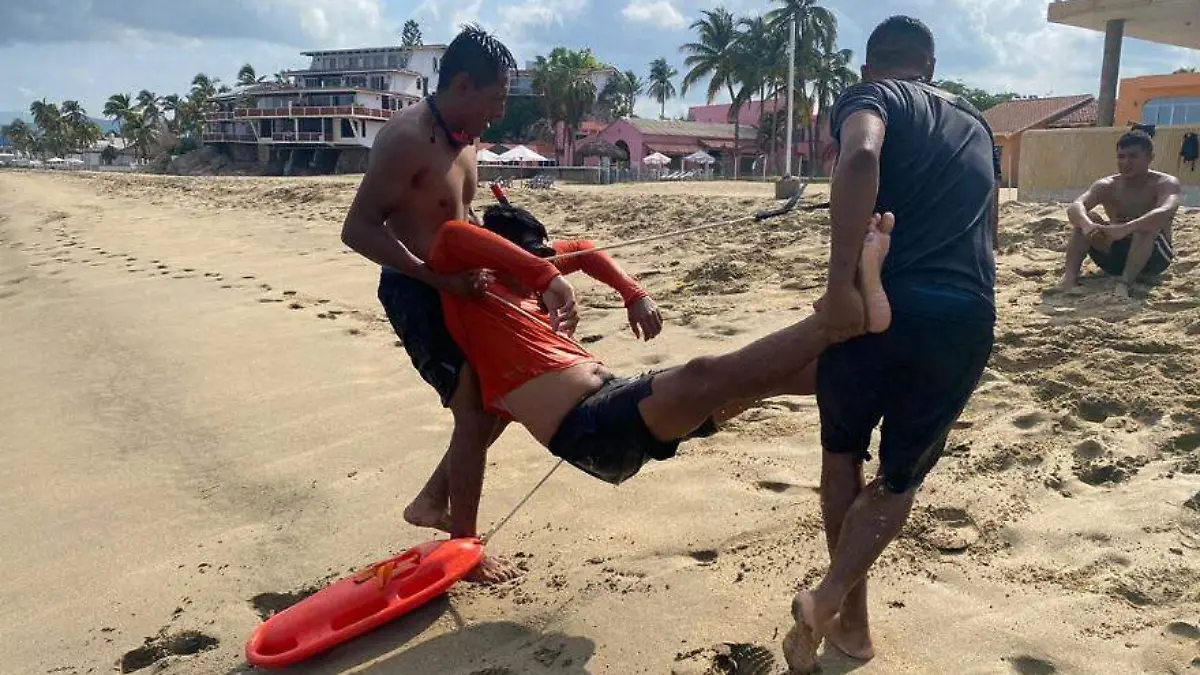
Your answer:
[816,311,995,494]
[377,268,464,407]
[548,373,680,486]
[1088,233,1173,277]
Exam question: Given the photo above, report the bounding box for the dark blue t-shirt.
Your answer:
[830,79,999,322]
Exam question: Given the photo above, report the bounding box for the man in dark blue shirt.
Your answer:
[784,16,999,673]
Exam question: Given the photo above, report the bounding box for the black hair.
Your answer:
[437,24,517,92]
[482,203,555,258]
[1117,130,1154,154]
[866,15,935,71]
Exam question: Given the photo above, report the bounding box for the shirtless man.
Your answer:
[339,25,529,583]
[1057,130,1181,299]
[421,212,894,485]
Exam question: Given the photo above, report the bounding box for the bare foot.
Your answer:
[403,497,451,533]
[782,591,823,674]
[825,613,875,662]
[1054,274,1078,293]
[464,554,522,584]
[858,212,894,333]
[1113,280,1133,300]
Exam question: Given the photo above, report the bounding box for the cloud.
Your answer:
[621,1,687,30]
[0,0,391,48]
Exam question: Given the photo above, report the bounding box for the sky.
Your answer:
[2,0,1199,121]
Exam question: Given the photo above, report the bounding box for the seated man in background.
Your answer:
[1057,130,1181,298]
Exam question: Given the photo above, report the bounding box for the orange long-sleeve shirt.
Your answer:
[427,221,646,417]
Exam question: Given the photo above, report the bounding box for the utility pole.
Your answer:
[785,14,796,177]
[776,13,802,198]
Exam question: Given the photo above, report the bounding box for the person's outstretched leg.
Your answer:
[637,214,893,441]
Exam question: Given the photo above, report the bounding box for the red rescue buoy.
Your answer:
[245,537,484,668]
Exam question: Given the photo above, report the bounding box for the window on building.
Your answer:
[422,77,429,95]
[1142,96,1200,126]
[342,119,355,138]
[388,54,400,67]
[433,57,439,71]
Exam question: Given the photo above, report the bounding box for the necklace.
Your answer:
[427,95,471,149]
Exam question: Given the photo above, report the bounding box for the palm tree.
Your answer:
[237,64,264,87]
[29,99,64,157]
[808,37,858,174]
[103,93,134,146]
[681,7,749,177]
[624,70,645,114]
[531,48,602,163]
[768,0,837,175]
[60,100,100,151]
[136,90,164,129]
[599,70,644,119]
[273,71,290,84]
[1,119,35,156]
[123,112,159,161]
[647,58,678,119]
[737,16,789,174]
[160,94,184,134]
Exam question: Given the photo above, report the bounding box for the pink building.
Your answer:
[593,118,758,175]
[689,99,835,175]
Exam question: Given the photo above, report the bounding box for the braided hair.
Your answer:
[437,24,517,92]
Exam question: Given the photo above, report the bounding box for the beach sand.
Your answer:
[0,172,1196,675]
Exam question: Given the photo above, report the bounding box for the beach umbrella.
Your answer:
[642,152,670,166]
[46,157,66,163]
[477,148,501,163]
[683,150,715,165]
[498,145,548,163]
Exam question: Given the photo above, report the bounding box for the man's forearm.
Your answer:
[1114,206,1175,236]
[827,149,880,289]
[341,217,435,283]
[1066,201,1095,230]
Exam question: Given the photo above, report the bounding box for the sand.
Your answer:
[0,171,1196,675]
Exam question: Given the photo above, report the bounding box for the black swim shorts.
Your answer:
[1088,232,1174,278]
[548,373,680,485]
[377,268,464,407]
[816,311,995,494]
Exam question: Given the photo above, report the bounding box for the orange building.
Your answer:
[1115,72,1200,127]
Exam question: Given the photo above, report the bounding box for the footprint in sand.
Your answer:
[1009,655,1057,675]
[1073,439,1106,461]
[1166,621,1200,640]
[922,507,981,553]
[1012,411,1048,430]
[1074,459,1139,487]
[119,631,219,674]
[756,480,807,496]
[289,302,303,310]
[678,643,776,675]
[689,549,718,565]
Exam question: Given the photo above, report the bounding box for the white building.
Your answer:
[202,44,447,173]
